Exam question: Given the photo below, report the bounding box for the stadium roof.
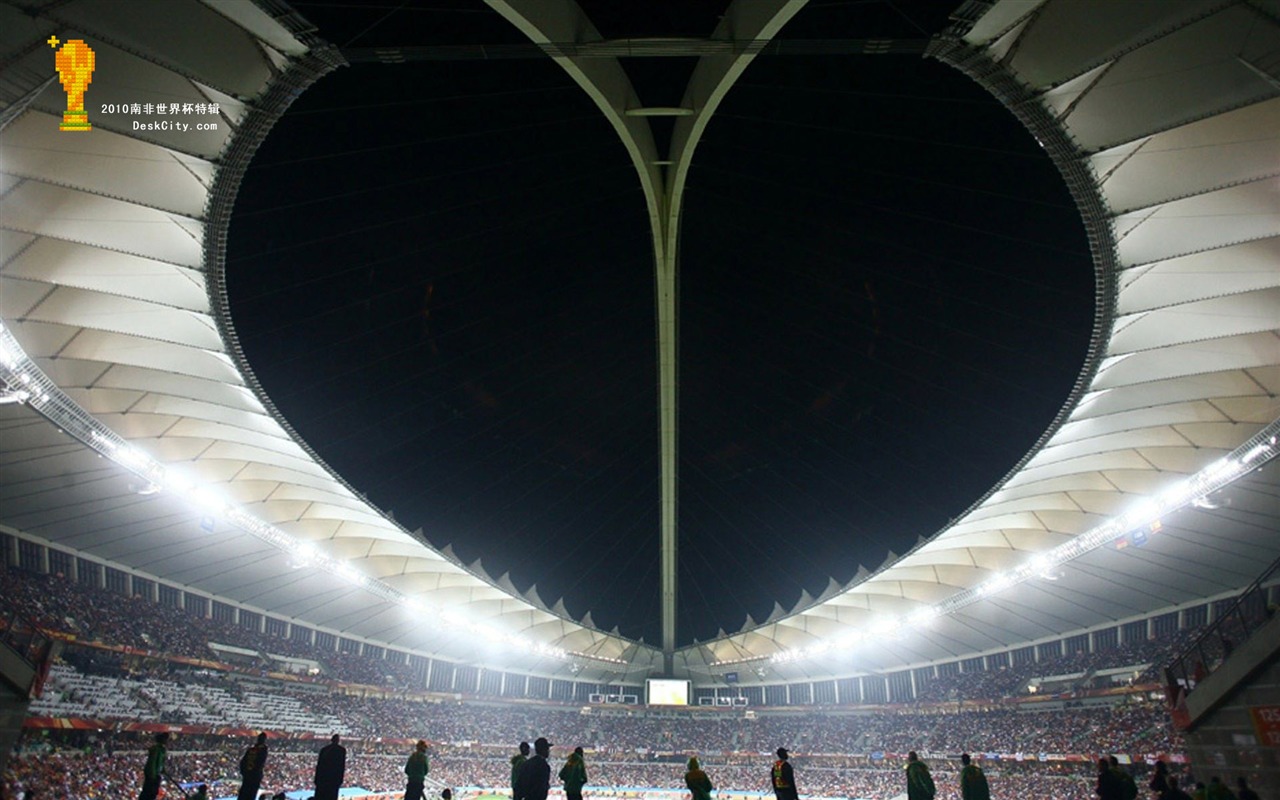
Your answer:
[1,0,1277,684]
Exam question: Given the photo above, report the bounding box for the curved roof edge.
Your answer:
[0,0,656,678]
[677,0,1280,674]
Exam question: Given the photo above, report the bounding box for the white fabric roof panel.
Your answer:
[0,113,211,218]
[1116,240,1280,316]
[3,239,210,311]
[1091,101,1280,217]
[1112,183,1280,269]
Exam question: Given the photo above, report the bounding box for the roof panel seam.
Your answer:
[1118,231,1280,270]
[1081,93,1280,156]
[1108,170,1280,217]
[1023,0,1240,93]
[0,171,207,221]
[0,230,202,272]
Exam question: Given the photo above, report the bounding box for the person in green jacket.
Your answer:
[685,756,714,800]
[905,752,936,800]
[137,731,169,800]
[512,741,530,796]
[405,740,429,800]
[958,754,990,800]
[559,746,588,800]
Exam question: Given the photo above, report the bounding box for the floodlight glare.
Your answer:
[907,607,938,627]
[870,617,897,636]
[187,486,228,515]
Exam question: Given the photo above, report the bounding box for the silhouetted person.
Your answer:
[1206,776,1235,800]
[1110,756,1138,800]
[771,748,798,800]
[404,740,429,800]
[314,734,346,800]
[1161,776,1193,800]
[1235,777,1259,800]
[959,754,989,800]
[1098,758,1124,800]
[511,741,530,798]
[514,737,552,800]
[906,752,935,800]
[685,756,714,800]
[238,733,269,800]
[1151,761,1171,795]
[559,746,587,800]
[138,731,169,800]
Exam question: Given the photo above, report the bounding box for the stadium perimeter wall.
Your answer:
[1180,613,1280,797]
[0,633,37,773]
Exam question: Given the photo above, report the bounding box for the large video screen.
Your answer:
[646,678,690,706]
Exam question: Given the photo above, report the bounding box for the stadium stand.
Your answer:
[1,561,1247,706]
[3,555,1204,798]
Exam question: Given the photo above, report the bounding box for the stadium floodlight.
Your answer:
[869,617,898,637]
[907,607,939,628]
[290,544,319,570]
[186,486,229,516]
[335,562,365,586]
[976,572,1010,596]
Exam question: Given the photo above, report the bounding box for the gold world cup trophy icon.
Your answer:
[48,36,96,131]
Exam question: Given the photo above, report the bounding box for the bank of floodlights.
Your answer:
[760,423,1278,666]
[0,321,628,666]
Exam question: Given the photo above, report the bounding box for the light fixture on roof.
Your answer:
[289,545,318,570]
[907,607,939,628]
[756,423,1280,666]
[0,311,620,670]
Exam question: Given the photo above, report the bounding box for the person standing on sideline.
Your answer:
[1098,758,1124,800]
[1205,776,1236,800]
[559,746,587,800]
[1110,756,1139,800]
[685,756,714,800]
[511,741,531,799]
[1161,776,1194,800]
[404,740,429,800]
[906,752,936,800]
[237,732,269,800]
[138,732,169,800]
[314,734,346,800]
[958,754,989,800]
[514,737,553,800]
[771,748,798,800]
[1150,761,1171,796]
[1235,777,1259,800]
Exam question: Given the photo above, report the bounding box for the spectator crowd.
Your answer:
[0,562,1213,800]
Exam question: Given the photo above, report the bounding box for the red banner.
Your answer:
[1249,706,1280,747]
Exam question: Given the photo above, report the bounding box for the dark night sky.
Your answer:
[225,1,1093,646]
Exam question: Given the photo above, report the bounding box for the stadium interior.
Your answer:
[2,0,1279,799]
